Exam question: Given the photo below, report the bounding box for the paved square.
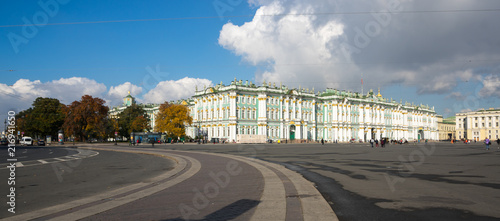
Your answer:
[165,141,500,220]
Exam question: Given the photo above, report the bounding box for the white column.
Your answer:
[258,94,267,136]
[298,98,302,122]
[359,126,365,142]
[332,103,338,123]
[229,93,237,142]
[334,127,339,142]
[347,127,352,141]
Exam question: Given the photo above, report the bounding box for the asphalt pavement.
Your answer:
[3,141,498,220]
[160,141,500,221]
[0,146,175,219]
[2,144,336,221]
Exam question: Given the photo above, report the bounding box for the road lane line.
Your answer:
[1,151,196,221]
[38,160,48,164]
[167,150,288,220]
[48,153,200,221]
[170,149,338,221]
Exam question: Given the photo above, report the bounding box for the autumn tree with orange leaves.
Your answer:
[63,95,110,141]
[155,102,192,139]
[130,115,151,133]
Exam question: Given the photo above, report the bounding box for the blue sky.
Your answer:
[2,0,255,84]
[1,0,500,126]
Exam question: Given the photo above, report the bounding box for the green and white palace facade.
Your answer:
[186,79,438,142]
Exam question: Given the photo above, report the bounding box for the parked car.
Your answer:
[0,139,8,146]
[38,139,45,146]
[21,137,33,146]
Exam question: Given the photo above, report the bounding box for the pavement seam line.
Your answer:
[165,150,288,220]
[47,153,201,221]
[261,159,339,221]
[0,149,99,170]
[167,149,338,221]
[0,149,196,221]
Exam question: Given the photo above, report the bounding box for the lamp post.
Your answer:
[131,132,135,146]
[114,118,118,145]
[4,119,6,135]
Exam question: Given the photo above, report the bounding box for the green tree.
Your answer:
[16,108,34,137]
[15,97,65,139]
[155,102,192,139]
[117,104,149,137]
[63,95,109,141]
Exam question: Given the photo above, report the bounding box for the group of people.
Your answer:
[484,138,500,150]
[369,138,386,148]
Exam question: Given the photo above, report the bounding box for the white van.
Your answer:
[21,137,33,146]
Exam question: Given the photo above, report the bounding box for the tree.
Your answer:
[15,97,65,139]
[117,104,149,137]
[63,95,109,141]
[16,108,34,137]
[155,102,192,139]
[130,115,151,133]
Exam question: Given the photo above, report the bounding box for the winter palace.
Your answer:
[184,79,438,142]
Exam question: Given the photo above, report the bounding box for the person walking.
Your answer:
[497,138,500,149]
[485,137,490,150]
[375,139,379,147]
[321,138,324,145]
[370,138,374,148]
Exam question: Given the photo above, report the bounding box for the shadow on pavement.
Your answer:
[164,199,260,221]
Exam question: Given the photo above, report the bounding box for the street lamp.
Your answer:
[114,118,118,146]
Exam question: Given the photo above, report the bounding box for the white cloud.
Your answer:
[0,77,108,120]
[143,77,213,104]
[0,77,213,120]
[446,92,465,101]
[219,0,500,95]
[479,75,500,97]
[107,82,143,106]
[40,77,108,103]
[219,1,350,89]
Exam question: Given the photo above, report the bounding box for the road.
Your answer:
[2,144,335,221]
[159,141,500,221]
[2,142,499,220]
[0,146,175,219]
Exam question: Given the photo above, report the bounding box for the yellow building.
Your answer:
[437,115,456,140]
[456,108,500,141]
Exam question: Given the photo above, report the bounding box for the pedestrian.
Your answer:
[485,137,490,150]
[321,138,324,145]
[370,138,374,148]
[497,138,500,149]
[375,139,379,147]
